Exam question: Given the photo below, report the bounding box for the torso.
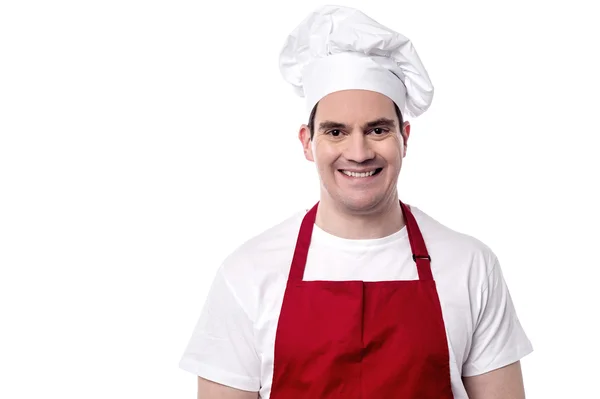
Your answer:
[221,204,498,398]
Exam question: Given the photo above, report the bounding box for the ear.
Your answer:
[299,124,314,162]
[402,121,411,157]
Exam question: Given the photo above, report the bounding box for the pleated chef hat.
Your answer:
[279,5,434,121]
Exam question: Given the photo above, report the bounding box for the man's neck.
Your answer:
[314,196,406,240]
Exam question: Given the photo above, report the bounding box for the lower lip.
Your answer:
[338,168,383,182]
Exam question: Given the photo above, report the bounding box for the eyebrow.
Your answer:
[318,118,397,132]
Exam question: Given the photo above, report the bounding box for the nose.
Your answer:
[343,132,375,163]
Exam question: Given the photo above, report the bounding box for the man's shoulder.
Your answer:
[235,210,306,256]
[219,209,307,276]
[410,204,499,269]
[408,206,500,298]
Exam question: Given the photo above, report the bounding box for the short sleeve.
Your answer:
[178,267,261,391]
[462,258,533,376]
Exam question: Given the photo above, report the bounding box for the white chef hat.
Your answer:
[279,5,434,121]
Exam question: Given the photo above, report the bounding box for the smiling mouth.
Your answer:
[339,168,383,178]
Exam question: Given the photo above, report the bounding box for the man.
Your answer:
[179,5,533,398]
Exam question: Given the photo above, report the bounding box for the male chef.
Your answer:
[179,5,533,398]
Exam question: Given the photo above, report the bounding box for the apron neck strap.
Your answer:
[400,201,433,281]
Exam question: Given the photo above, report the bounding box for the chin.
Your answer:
[336,194,385,214]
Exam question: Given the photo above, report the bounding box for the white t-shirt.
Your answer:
[179,204,533,398]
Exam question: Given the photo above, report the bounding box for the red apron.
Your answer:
[270,200,454,398]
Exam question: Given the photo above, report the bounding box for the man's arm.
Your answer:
[463,361,526,399]
[179,267,261,396]
[197,377,258,399]
[461,255,533,396]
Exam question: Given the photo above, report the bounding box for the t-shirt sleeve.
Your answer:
[462,258,533,376]
[178,267,261,392]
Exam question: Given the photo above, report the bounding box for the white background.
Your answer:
[1,0,598,398]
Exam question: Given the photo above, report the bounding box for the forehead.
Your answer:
[315,90,397,123]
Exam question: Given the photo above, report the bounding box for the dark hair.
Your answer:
[307,101,404,140]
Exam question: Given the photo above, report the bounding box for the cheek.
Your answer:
[377,141,403,164]
[313,143,338,166]
[394,138,405,160]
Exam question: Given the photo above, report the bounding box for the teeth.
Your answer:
[342,170,377,178]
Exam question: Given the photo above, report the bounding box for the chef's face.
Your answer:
[299,89,410,214]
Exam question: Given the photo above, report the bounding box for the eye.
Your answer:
[327,129,342,137]
[371,127,389,135]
